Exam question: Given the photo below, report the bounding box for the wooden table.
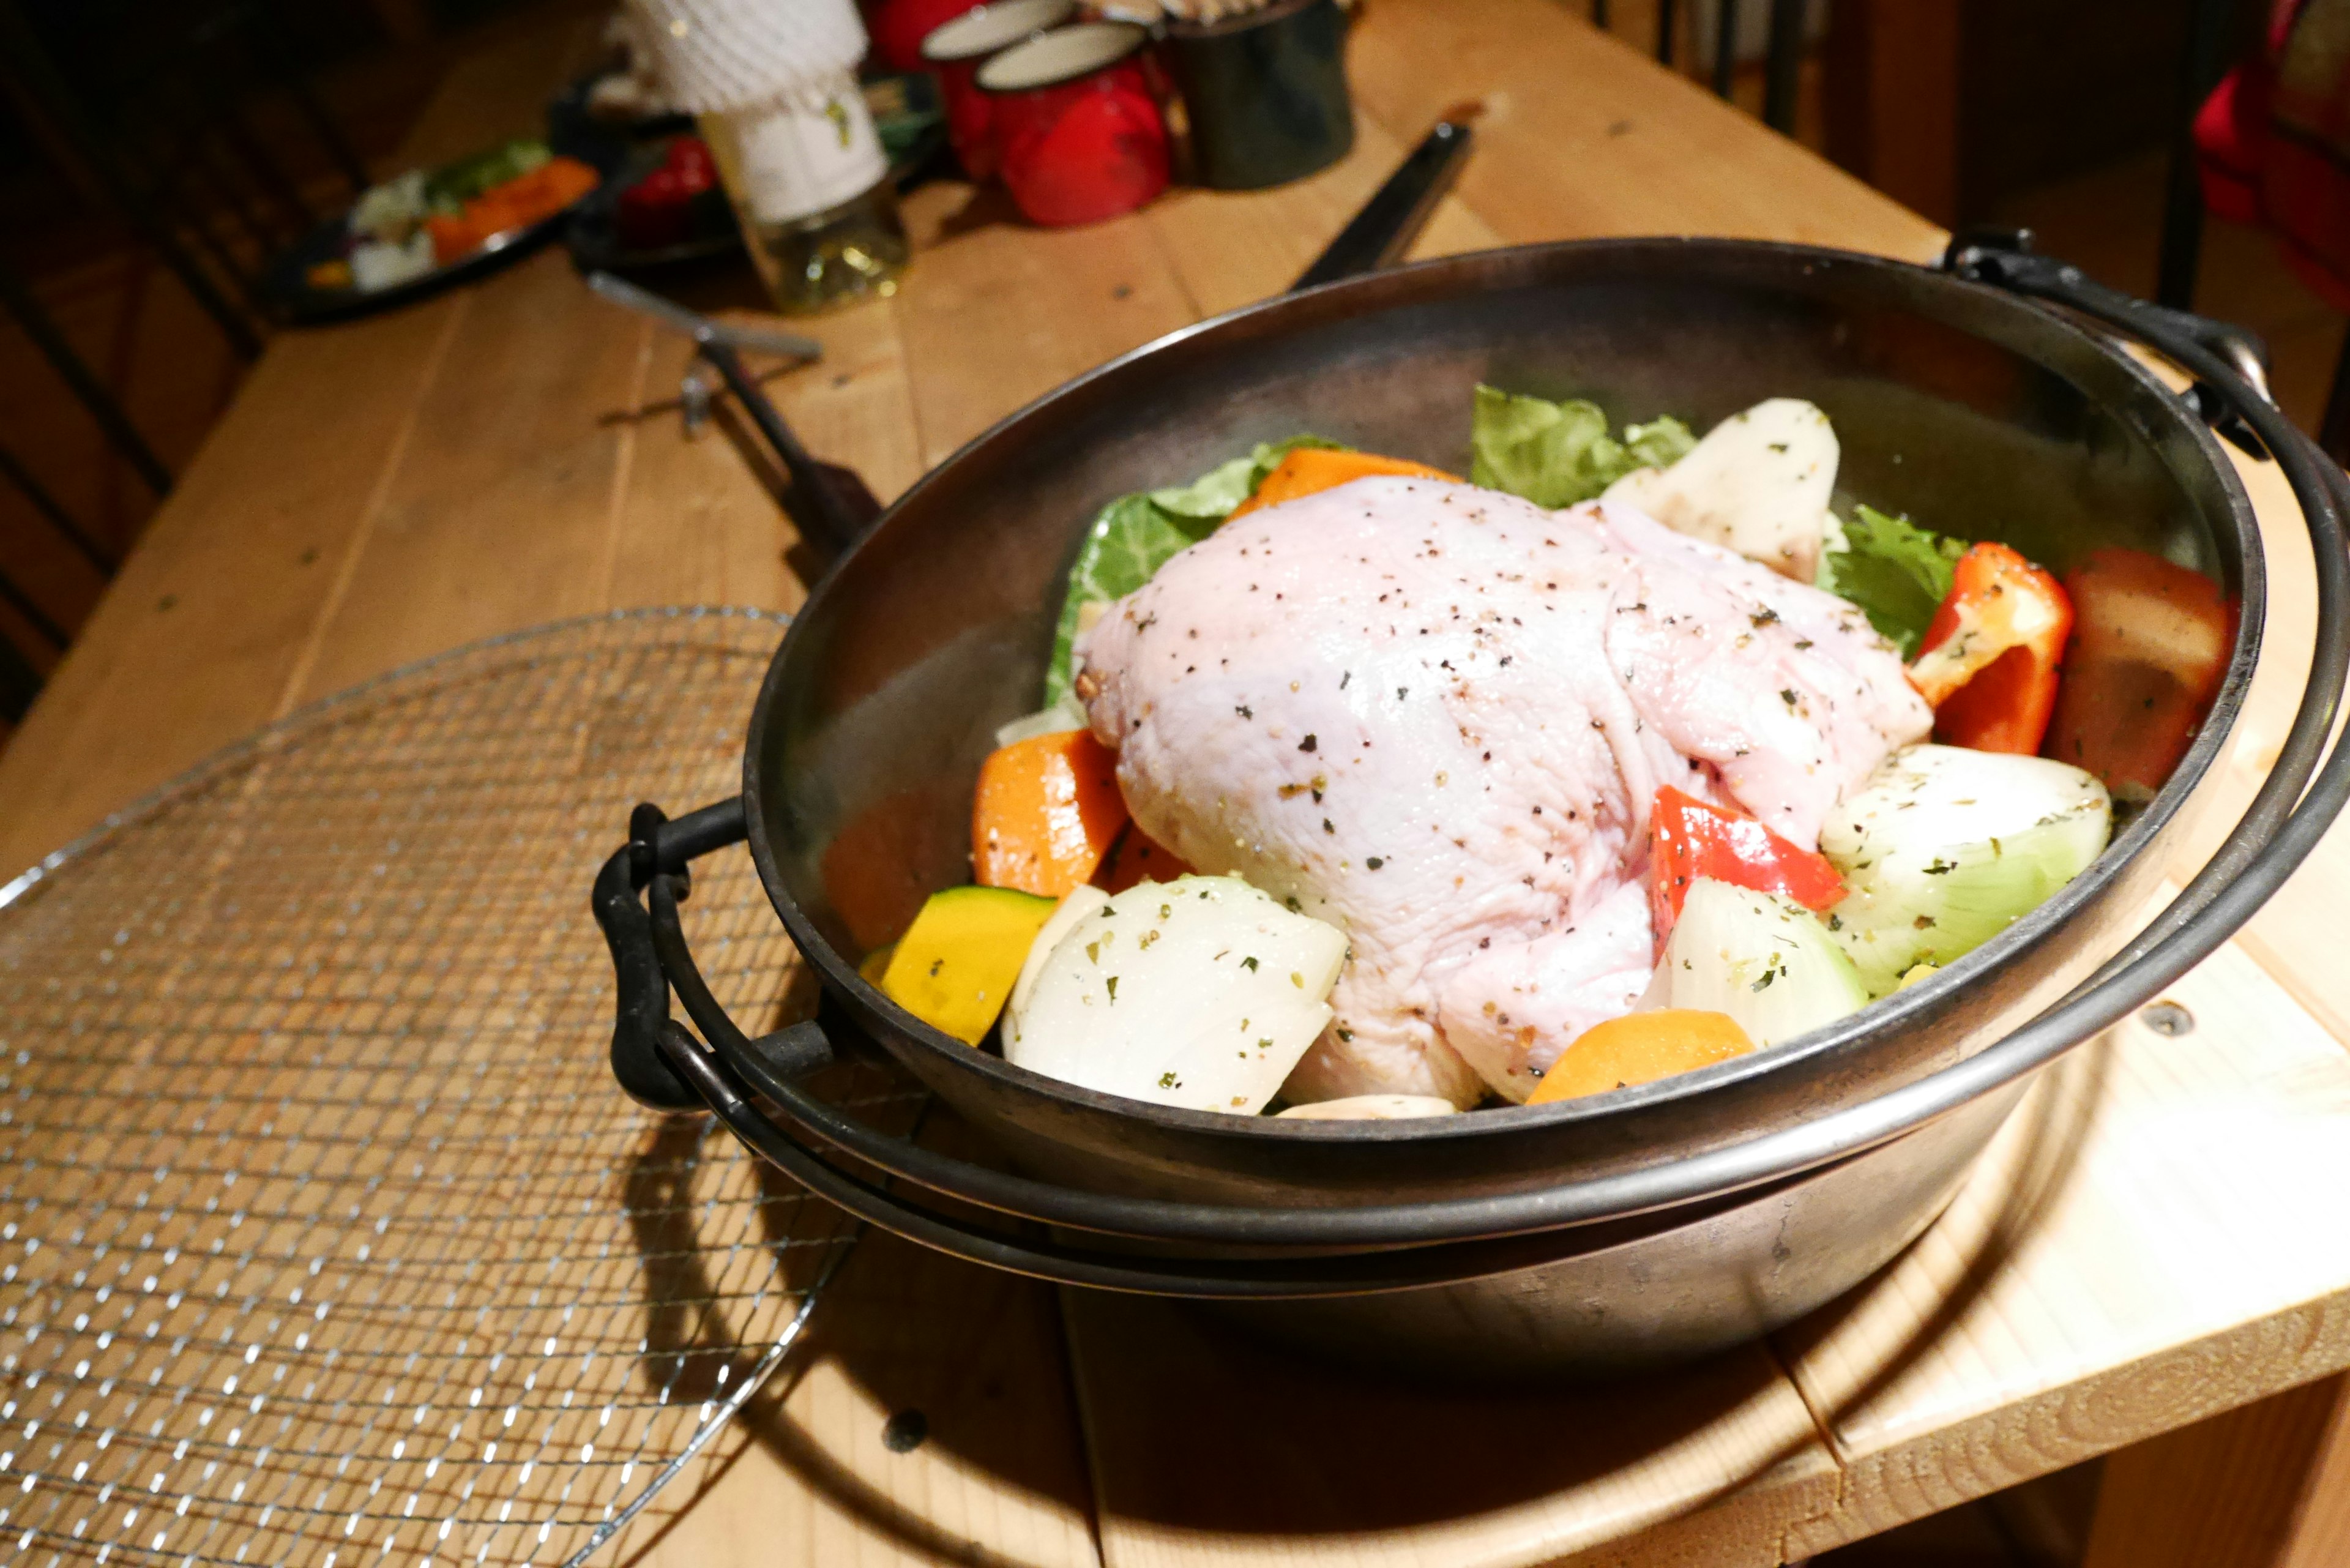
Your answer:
[10,2,2350,1564]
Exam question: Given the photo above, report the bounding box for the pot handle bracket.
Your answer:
[592,795,834,1111]
[1943,227,2275,455]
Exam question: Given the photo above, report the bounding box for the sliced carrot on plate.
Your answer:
[1226,448,1457,520]
[972,728,1128,896]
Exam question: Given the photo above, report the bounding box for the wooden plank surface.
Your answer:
[7,0,2350,1564]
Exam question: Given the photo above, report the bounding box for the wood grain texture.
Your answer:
[10,0,2350,1562]
[893,186,1197,466]
[1778,940,2350,1555]
[2084,1372,2350,1568]
[0,298,461,877]
[1061,1290,1838,1568]
[1345,0,1945,262]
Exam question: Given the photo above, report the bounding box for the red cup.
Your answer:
[978,23,1169,227]
[920,0,1076,181]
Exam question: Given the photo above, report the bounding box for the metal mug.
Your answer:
[920,0,1077,181]
[978,21,1172,226]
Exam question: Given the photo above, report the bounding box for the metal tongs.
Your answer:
[585,271,882,554]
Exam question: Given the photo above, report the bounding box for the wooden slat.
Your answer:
[0,297,464,879]
[1345,0,1945,262]
[1777,941,2350,1555]
[1061,1291,1838,1568]
[286,250,649,701]
[1144,113,1502,318]
[621,1231,1102,1568]
[2084,1372,2350,1568]
[892,187,1197,466]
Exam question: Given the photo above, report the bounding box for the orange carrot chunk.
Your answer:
[1095,823,1193,893]
[1527,1009,1755,1105]
[972,729,1128,896]
[1226,448,1458,521]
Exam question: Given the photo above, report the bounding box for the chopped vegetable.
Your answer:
[1009,885,1112,1018]
[1043,435,1338,704]
[426,138,554,206]
[1097,824,1193,892]
[1151,436,1341,519]
[1225,448,1456,520]
[972,729,1128,896]
[1603,398,1838,580]
[1908,542,2073,754]
[1003,875,1348,1114]
[349,168,430,243]
[1646,879,1870,1046]
[1816,504,1969,659]
[1275,1094,1458,1119]
[306,258,354,291]
[879,886,1058,1043]
[995,694,1090,749]
[423,155,599,264]
[1818,744,2111,996]
[858,943,895,984]
[1526,1009,1755,1104]
[1648,785,1843,946]
[349,233,436,292]
[1469,384,1695,508]
[2044,548,2232,804]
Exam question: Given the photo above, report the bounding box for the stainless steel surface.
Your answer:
[747,240,2262,1204]
[0,611,916,1566]
[583,269,824,361]
[612,239,2348,1373]
[1212,1085,2024,1378]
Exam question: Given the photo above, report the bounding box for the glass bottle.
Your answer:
[701,70,910,314]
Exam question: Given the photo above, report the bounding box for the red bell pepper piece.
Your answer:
[2043,548,2234,801]
[1649,785,1845,946]
[1908,542,2074,755]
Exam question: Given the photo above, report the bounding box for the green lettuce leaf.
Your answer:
[1043,435,1343,704]
[1622,416,1698,472]
[1467,386,1695,507]
[1816,504,1967,659]
[1147,435,1342,520]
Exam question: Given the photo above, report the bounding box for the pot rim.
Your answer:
[745,236,2263,1149]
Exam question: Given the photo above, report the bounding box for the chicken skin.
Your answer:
[1076,477,1928,1105]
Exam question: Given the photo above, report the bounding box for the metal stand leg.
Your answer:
[0,255,174,498]
[2319,330,2350,468]
[1762,0,1805,133]
[2156,0,2240,309]
[1657,0,1676,64]
[1714,0,1741,99]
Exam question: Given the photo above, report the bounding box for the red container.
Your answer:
[871,0,981,73]
[920,0,1076,181]
[978,22,1169,227]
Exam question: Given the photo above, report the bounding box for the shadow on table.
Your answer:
[609,1099,1097,1568]
[1037,1043,2107,1545]
[602,1037,2102,1561]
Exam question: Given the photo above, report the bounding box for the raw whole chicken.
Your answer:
[1074,477,1930,1106]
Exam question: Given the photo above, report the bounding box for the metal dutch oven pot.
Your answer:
[595,233,2350,1377]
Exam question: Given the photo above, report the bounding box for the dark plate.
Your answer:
[262,196,593,326]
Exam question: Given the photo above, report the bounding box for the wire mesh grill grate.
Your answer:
[0,609,916,1567]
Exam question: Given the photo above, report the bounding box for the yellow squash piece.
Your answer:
[1896,963,1940,991]
[1528,1009,1755,1105]
[879,886,1058,1044]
